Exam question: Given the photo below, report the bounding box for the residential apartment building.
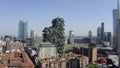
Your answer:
[38,54,88,68]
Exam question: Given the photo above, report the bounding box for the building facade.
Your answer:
[38,54,89,68]
[97,27,101,43]
[68,30,74,44]
[112,0,120,53]
[101,22,104,42]
[18,20,28,41]
[34,36,42,48]
[88,30,92,37]
[30,30,34,39]
[113,8,120,51]
[73,46,97,63]
[30,30,35,46]
[113,9,118,51]
[38,42,57,59]
[104,32,112,44]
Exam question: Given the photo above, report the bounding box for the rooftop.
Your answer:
[0,51,34,68]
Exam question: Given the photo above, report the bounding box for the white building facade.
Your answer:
[38,42,57,59]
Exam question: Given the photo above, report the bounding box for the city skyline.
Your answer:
[0,0,117,36]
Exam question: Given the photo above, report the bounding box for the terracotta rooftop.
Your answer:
[0,64,4,68]
[0,51,34,68]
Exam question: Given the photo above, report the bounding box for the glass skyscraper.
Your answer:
[18,20,28,41]
[113,9,118,51]
[113,0,120,52]
[97,27,101,43]
[113,9,120,51]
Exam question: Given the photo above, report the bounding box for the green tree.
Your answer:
[42,17,65,55]
[42,27,50,42]
[88,64,96,68]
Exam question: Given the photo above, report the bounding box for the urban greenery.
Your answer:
[88,64,96,68]
[42,17,65,55]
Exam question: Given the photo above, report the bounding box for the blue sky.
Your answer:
[0,0,117,36]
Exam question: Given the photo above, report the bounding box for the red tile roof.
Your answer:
[0,51,34,68]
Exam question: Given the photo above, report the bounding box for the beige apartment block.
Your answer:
[38,42,57,59]
[38,54,89,68]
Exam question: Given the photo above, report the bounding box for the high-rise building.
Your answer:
[30,30,34,46]
[113,8,120,51]
[18,20,28,41]
[30,30,34,39]
[88,30,92,37]
[68,30,74,44]
[97,27,101,43]
[104,32,112,44]
[113,9,119,51]
[113,0,120,67]
[113,0,120,52]
[116,0,120,52]
[101,22,104,42]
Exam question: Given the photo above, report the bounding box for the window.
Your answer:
[46,64,48,68]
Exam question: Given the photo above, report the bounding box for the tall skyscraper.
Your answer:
[113,5,120,51]
[97,27,101,43]
[68,30,74,44]
[113,0,120,52]
[30,30,34,46]
[113,9,118,50]
[116,0,120,52]
[101,22,104,42]
[18,20,28,41]
[112,0,120,67]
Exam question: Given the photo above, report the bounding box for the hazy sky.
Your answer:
[0,0,117,36]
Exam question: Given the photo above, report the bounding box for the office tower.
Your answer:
[116,0,120,52]
[101,22,104,42]
[88,30,92,37]
[104,32,112,44]
[68,30,74,44]
[113,7,120,51]
[30,30,34,46]
[18,20,28,41]
[97,27,101,38]
[115,0,120,67]
[113,9,118,48]
[97,27,101,43]
[113,0,120,52]
[30,30,34,39]
[113,9,119,51]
